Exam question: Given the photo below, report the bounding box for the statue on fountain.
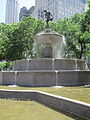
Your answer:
[34,10,64,58]
[44,10,54,28]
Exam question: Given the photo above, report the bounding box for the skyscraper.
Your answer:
[19,6,35,21]
[5,0,19,24]
[35,0,86,21]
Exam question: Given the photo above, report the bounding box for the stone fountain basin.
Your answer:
[13,58,85,71]
[34,33,63,45]
[0,71,90,87]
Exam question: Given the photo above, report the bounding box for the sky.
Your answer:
[0,0,35,23]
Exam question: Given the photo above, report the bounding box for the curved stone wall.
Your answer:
[0,71,90,87]
[13,58,85,71]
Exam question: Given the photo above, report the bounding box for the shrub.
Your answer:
[0,62,12,71]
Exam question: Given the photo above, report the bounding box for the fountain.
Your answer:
[0,11,90,87]
[34,29,65,58]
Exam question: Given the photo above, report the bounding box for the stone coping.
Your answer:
[13,58,85,62]
[0,70,90,73]
[0,89,90,119]
[0,89,90,106]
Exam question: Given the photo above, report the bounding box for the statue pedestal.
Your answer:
[44,44,52,58]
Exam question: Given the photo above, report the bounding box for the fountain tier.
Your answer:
[34,29,65,58]
[34,30,64,45]
[13,58,85,71]
[0,71,90,87]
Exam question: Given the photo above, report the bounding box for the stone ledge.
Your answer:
[0,89,90,120]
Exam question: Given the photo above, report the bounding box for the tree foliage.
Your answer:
[0,17,45,61]
[0,2,90,61]
[50,1,90,59]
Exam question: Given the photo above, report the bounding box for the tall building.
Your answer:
[19,6,35,21]
[5,0,19,24]
[35,0,86,21]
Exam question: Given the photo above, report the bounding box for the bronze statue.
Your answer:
[44,10,54,28]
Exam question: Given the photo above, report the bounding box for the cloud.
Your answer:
[19,0,35,9]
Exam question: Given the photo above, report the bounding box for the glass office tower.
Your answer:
[35,0,86,21]
[5,0,19,24]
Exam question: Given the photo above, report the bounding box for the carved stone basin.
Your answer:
[33,29,65,58]
[34,29,64,45]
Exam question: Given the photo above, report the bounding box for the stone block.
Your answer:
[2,72,15,85]
[32,71,56,86]
[0,72,2,84]
[87,71,90,84]
[16,72,33,86]
[58,71,78,86]
[29,59,53,70]
[78,71,90,85]
[77,60,85,70]
[16,71,56,86]
[54,59,75,70]
[13,59,28,71]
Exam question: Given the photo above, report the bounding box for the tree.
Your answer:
[0,17,45,61]
[79,0,90,59]
[0,23,14,61]
[0,5,90,61]
[50,10,90,59]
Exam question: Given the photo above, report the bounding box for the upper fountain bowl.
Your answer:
[34,29,64,45]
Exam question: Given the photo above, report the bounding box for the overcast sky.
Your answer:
[0,0,35,23]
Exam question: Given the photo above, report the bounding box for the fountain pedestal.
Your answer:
[44,44,52,58]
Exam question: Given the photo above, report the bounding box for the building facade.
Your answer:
[5,0,19,24]
[35,0,86,21]
[19,6,35,21]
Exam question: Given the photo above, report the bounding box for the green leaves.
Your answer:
[50,5,90,59]
[0,4,90,61]
[0,17,46,61]
[0,62,12,71]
